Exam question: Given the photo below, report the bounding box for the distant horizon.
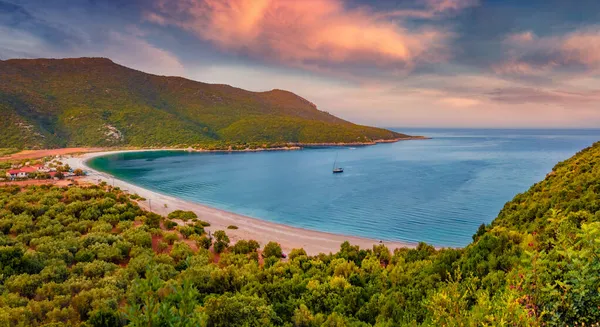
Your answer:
[388,126,600,130]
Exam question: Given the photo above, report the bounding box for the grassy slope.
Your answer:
[0,58,405,149]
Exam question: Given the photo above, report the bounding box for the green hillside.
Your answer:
[1,141,599,325]
[0,58,406,150]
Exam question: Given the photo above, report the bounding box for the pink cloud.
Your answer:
[495,27,600,77]
[504,31,535,44]
[561,29,600,66]
[425,0,479,13]
[438,96,481,107]
[146,0,454,74]
[488,87,600,105]
[378,0,479,19]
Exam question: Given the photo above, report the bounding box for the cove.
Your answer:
[88,128,600,247]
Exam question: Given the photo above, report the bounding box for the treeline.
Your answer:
[1,142,600,326]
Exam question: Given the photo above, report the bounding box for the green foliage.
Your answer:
[203,294,276,327]
[163,232,179,245]
[196,236,212,250]
[230,240,260,255]
[168,210,198,222]
[164,219,178,230]
[0,58,405,149]
[125,270,202,326]
[196,220,211,227]
[262,241,283,258]
[213,230,229,254]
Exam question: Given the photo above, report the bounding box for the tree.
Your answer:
[203,294,275,327]
[124,271,203,326]
[262,242,283,258]
[144,214,161,229]
[230,240,260,254]
[196,236,212,250]
[292,304,314,327]
[289,248,307,260]
[178,226,196,239]
[55,171,65,180]
[73,168,85,176]
[213,230,229,254]
[373,244,391,266]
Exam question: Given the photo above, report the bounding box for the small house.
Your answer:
[5,166,43,180]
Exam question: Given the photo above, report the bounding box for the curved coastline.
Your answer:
[65,150,418,255]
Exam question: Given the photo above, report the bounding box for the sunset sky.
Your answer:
[2,0,600,128]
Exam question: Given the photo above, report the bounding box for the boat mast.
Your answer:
[333,153,338,170]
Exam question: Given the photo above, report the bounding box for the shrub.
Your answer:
[164,233,179,245]
[196,236,212,250]
[167,210,198,222]
[144,213,162,229]
[213,230,230,254]
[178,226,196,239]
[164,220,178,230]
[170,242,193,262]
[227,225,238,230]
[289,248,307,260]
[157,241,169,253]
[231,240,260,255]
[262,242,283,259]
[123,229,152,248]
[197,220,211,227]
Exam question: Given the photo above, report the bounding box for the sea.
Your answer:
[88,128,600,247]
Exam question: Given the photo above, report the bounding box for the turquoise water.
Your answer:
[88,129,600,247]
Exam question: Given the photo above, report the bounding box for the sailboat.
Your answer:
[332,153,344,173]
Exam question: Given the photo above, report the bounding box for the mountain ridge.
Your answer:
[0,57,407,150]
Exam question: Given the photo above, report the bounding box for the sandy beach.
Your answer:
[63,150,416,255]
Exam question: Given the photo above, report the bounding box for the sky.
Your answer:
[1,0,600,128]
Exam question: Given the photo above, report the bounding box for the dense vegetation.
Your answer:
[1,142,600,326]
[0,58,405,150]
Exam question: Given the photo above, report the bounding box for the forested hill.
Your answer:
[0,57,406,149]
[1,143,599,325]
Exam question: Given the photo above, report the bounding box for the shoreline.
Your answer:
[0,136,429,160]
[64,149,418,255]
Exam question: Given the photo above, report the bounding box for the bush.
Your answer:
[167,210,198,222]
[227,225,238,230]
[231,240,260,255]
[170,242,193,262]
[178,226,196,239]
[144,213,162,229]
[196,236,212,250]
[289,248,307,260]
[164,233,179,245]
[164,220,178,230]
[157,241,169,253]
[123,229,152,248]
[213,230,230,254]
[197,220,211,227]
[262,242,283,258]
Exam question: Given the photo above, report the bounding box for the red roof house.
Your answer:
[6,166,40,179]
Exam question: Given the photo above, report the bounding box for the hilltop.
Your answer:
[0,57,407,150]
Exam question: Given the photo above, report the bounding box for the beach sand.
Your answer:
[64,150,416,255]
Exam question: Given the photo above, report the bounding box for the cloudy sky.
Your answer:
[2,0,600,128]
